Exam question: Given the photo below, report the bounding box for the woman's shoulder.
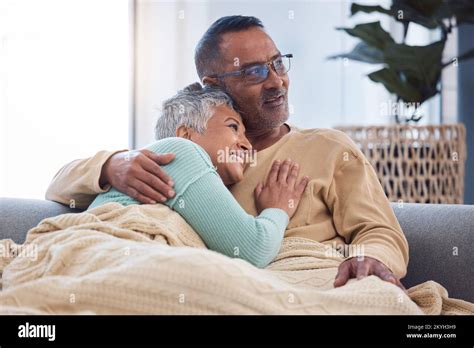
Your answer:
[145,137,213,167]
[146,136,197,151]
[145,138,218,208]
[153,136,196,148]
[146,137,215,177]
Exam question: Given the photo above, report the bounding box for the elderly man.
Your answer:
[46,15,408,290]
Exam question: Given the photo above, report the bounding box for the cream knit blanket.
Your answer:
[0,203,472,315]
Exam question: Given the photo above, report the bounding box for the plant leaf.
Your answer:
[337,21,395,51]
[383,40,445,85]
[350,0,474,29]
[391,0,442,29]
[436,0,474,25]
[327,42,384,64]
[368,68,421,102]
[395,0,443,17]
[350,4,394,16]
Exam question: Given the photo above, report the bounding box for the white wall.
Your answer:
[134,0,211,148]
[0,0,131,199]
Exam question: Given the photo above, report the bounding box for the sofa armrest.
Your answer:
[391,203,474,302]
[0,197,81,243]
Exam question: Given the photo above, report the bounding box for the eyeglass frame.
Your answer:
[208,53,293,84]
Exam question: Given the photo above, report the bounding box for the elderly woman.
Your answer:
[89,83,308,267]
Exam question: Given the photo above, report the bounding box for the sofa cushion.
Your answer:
[0,198,80,243]
[391,202,473,302]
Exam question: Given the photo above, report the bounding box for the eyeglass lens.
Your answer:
[244,56,291,83]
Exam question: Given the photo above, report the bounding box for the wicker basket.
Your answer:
[335,124,466,204]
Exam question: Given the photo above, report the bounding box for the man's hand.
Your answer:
[334,256,406,291]
[100,150,176,204]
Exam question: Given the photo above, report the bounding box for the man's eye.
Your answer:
[245,66,263,76]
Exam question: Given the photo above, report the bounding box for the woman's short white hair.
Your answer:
[155,82,235,140]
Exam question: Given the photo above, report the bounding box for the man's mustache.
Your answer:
[261,88,287,104]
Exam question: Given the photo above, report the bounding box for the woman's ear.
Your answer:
[176,125,193,140]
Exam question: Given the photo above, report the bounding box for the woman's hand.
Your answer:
[254,159,309,219]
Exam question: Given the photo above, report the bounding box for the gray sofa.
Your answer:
[0,197,473,302]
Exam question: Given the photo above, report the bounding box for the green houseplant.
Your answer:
[329,0,473,203]
[330,0,474,123]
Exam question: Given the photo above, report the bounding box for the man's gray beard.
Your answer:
[244,106,289,132]
[221,83,289,131]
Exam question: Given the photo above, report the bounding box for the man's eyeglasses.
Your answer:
[210,54,293,84]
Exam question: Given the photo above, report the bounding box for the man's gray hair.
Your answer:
[155,82,234,140]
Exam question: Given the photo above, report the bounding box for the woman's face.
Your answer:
[179,104,252,186]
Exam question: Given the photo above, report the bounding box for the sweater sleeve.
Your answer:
[171,171,288,268]
[155,138,288,268]
[45,149,127,209]
[326,153,409,279]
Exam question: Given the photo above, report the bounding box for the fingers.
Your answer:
[144,150,176,166]
[277,159,292,183]
[286,162,299,187]
[254,182,263,199]
[394,278,408,293]
[267,160,281,184]
[371,259,396,284]
[377,268,406,291]
[355,258,370,280]
[141,151,175,187]
[133,178,172,204]
[378,269,396,283]
[333,261,351,288]
[139,159,175,199]
[381,272,406,292]
[365,258,407,292]
[335,257,407,293]
[295,176,309,196]
[126,180,159,204]
[134,171,173,203]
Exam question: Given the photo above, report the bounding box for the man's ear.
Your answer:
[176,125,193,140]
[202,76,219,87]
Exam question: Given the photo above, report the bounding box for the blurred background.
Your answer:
[0,0,473,204]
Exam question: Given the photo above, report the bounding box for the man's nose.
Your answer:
[263,65,284,89]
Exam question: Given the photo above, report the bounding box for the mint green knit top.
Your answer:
[88,137,288,267]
